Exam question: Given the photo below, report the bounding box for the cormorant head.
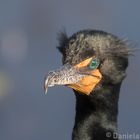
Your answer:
[45,30,130,95]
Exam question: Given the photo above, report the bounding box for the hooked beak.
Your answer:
[44,58,102,95]
[44,64,85,93]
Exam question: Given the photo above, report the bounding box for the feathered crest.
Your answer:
[104,39,136,58]
[57,29,68,55]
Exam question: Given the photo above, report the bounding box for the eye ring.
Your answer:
[89,58,100,69]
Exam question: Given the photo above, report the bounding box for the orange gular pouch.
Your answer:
[68,58,102,95]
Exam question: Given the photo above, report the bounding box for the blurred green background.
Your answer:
[0,0,139,140]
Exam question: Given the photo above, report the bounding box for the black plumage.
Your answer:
[45,29,131,140]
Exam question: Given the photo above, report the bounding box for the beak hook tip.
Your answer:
[44,77,49,95]
[45,88,48,94]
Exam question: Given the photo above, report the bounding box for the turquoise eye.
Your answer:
[89,59,100,69]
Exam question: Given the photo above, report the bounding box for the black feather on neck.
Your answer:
[72,83,121,140]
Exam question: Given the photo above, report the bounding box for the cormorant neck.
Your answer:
[72,83,121,140]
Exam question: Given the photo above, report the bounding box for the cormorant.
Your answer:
[44,30,131,140]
